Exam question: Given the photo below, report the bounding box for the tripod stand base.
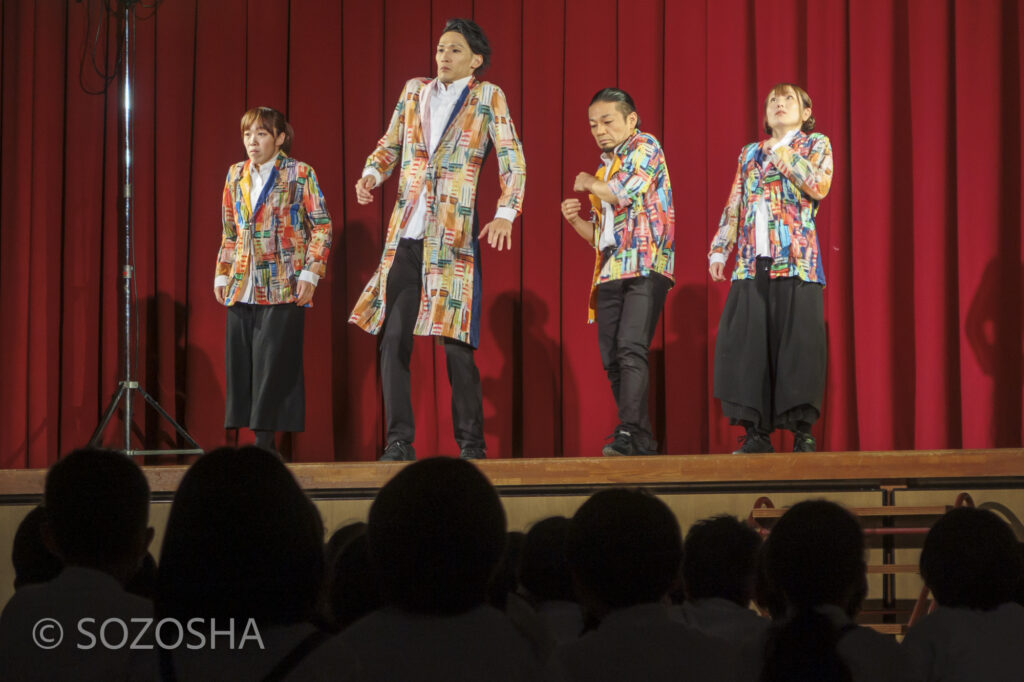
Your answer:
[89,381,203,457]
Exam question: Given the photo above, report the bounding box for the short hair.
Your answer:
[240,106,294,154]
[567,488,682,609]
[44,448,150,565]
[367,457,507,615]
[920,507,1021,610]
[763,83,815,135]
[759,501,864,682]
[157,447,324,625]
[12,505,63,590]
[683,515,762,606]
[589,87,639,124]
[764,500,864,610]
[519,516,574,603]
[442,18,491,75]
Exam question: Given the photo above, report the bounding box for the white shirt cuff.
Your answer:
[298,271,320,286]
[362,168,383,187]
[709,252,728,266]
[214,275,230,288]
[494,207,517,223]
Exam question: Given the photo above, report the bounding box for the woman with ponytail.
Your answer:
[758,500,911,682]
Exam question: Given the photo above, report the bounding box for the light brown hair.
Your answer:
[762,83,815,135]
[240,106,294,154]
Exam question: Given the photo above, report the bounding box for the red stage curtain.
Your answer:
[1,0,1021,467]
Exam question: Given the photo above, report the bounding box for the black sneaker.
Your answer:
[602,430,635,457]
[380,441,416,461]
[792,431,816,452]
[459,447,486,460]
[733,429,774,454]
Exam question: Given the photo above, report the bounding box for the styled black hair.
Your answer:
[683,514,762,606]
[442,18,491,75]
[921,507,1021,610]
[589,87,639,124]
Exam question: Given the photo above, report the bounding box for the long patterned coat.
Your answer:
[349,77,527,348]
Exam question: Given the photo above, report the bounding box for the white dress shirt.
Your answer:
[709,128,798,267]
[597,154,617,251]
[363,76,516,239]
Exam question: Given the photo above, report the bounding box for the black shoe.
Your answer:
[602,430,635,457]
[459,447,486,460]
[792,431,816,452]
[380,441,415,461]
[733,429,774,454]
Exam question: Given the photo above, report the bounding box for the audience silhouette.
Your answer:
[902,506,1024,681]
[0,448,154,681]
[2,449,1020,682]
[546,488,737,681]
[758,499,910,682]
[338,456,540,681]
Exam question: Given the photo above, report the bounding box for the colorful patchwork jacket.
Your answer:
[585,130,675,322]
[216,152,332,305]
[349,77,527,348]
[708,131,833,284]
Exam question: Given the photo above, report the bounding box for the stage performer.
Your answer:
[349,18,526,462]
[214,107,332,455]
[560,88,675,457]
[708,84,833,453]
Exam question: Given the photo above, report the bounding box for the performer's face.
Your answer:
[765,87,810,135]
[243,121,285,166]
[588,101,638,153]
[436,31,482,84]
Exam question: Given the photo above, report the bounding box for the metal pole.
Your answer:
[88,0,202,457]
[121,2,134,451]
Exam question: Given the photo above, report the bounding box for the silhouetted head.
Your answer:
[764,500,865,613]
[567,488,682,611]
[44,448,151,577]
[367,457,506,615]
[921,507,1021,610]
[158,447,324,625]
[683,514,762,607]
[12,505,63,590]
[519,516,574,603]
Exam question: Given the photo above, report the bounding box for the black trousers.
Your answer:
[595,272,671,452]
[225,303,305,432]
[713,258,826,432]
[380,238,485,450]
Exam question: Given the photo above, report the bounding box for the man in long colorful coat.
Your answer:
[350,18,526,462]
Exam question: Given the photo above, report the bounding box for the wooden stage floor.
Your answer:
[1,448,1022,502]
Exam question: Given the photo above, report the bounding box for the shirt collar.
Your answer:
[434,75,472,98]
[250,153,279,179]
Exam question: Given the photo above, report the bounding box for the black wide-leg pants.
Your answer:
[225,302,306,432]
[595,272,671,453]
[380,238,485,450]
[713,258,826,432]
